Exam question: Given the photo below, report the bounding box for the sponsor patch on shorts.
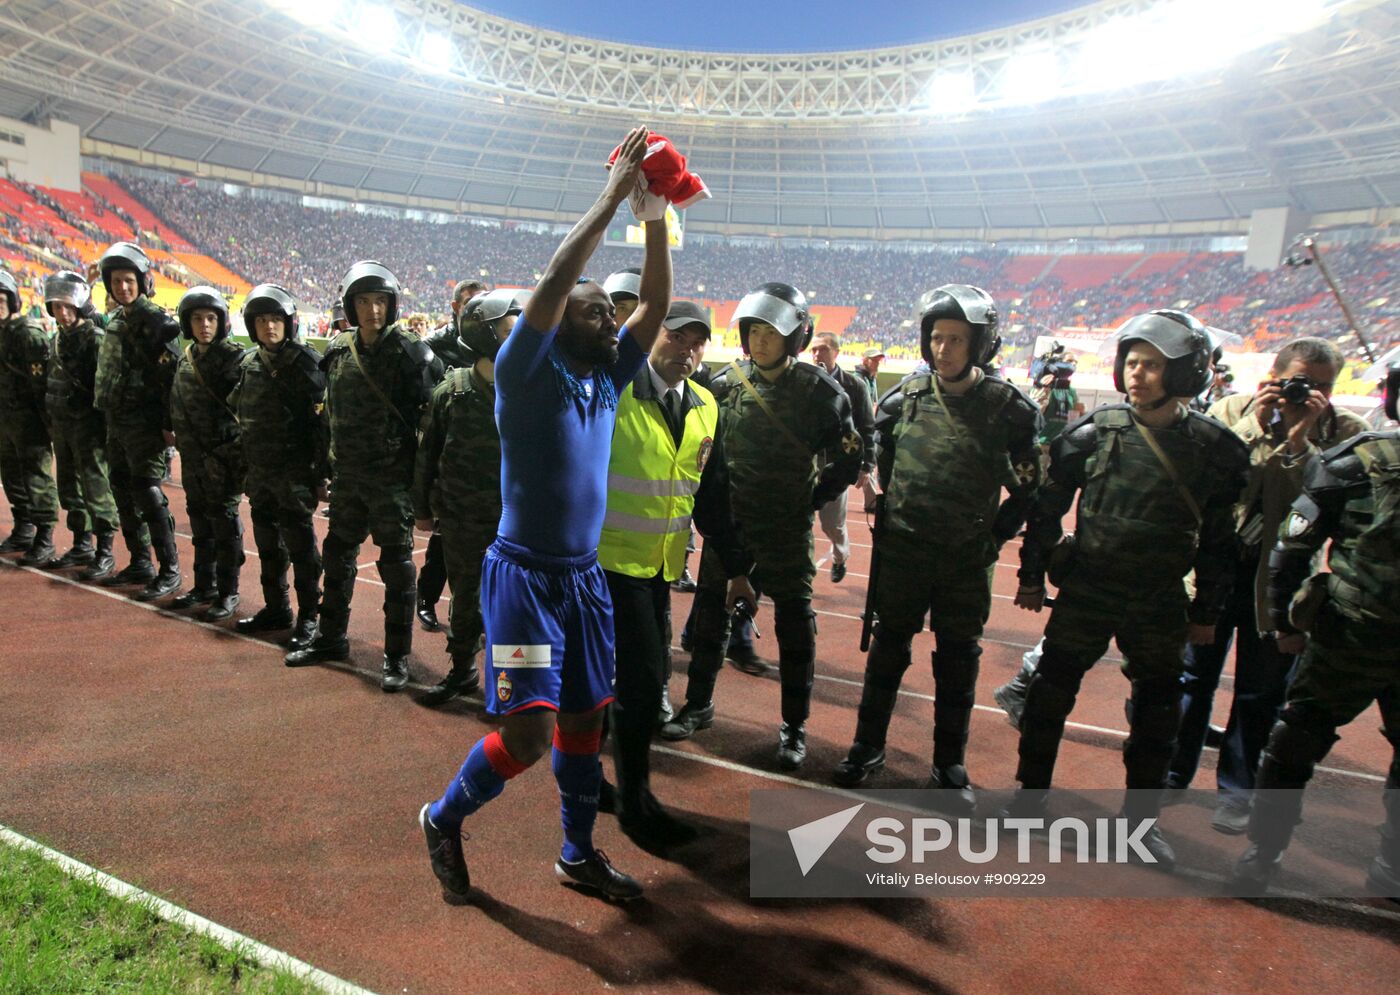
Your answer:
[492,644,553,668]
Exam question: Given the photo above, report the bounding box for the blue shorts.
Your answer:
[480,537,616,717]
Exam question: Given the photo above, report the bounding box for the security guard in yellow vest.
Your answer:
[598,299,753,852]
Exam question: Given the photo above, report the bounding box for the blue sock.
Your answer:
[553,744,602,863]
[430,737,508,833]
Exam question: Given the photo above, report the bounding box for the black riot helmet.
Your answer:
[919,284,999,381]
[735,282,812,362]
[44,270,91,319]
[243,283,301,346]
[458,288,530,361]
[602,268,642,303]
[0,269,19,315]
[176,285,231,341]
[99,241,155,299]
[340,260,401,328]
[1385,363,1400,423]
[1109,309,1212,404]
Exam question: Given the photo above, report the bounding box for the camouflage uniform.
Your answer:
[1238,430,1400,891]
[411,366,500,669]
[677,358,860,737]
[1015,404,1249,802]
[316,323,436,657]
[416,321,471,619]
[229,340,329,633]
[44,314,119,540]
[169,339,247,601]
[841,372,1042,790]
[0,311,58,541]
[93,295,182,578]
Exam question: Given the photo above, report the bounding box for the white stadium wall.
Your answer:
[0,116,80,192]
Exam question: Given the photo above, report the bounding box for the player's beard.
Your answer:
[558,315,618,369]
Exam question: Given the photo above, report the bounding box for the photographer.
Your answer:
[1168,338,1367,832]
[1031,344,1084,448]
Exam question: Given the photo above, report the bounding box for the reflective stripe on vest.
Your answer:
[599,380,717,581]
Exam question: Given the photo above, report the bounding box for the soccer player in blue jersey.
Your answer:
[421,127,673,903]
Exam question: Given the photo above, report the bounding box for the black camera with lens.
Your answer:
[1277,374,1317,405]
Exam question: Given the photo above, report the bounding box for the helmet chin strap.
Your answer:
[755,354,790,372]
[943,362,975,383]
[1135,392,1176,411]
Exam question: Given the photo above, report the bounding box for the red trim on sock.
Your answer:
[482,731,529,779]
[552,726,603,755]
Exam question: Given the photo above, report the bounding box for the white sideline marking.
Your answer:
[0,825,374,995]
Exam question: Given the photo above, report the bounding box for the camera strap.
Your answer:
[1132,417,1202,526]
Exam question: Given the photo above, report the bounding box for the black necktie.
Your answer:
[664,389,684,446]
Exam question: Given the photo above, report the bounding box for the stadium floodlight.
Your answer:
[999,49,1058,105]
[925,69,977,115]
[351,2,400,51]
[418,30,457,69]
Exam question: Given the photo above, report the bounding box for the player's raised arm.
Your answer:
[618,216,672,354]
[521,127,648,335]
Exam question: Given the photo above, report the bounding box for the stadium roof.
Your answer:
[1,0,1398,238]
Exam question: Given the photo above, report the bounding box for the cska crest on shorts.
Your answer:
[496,672,513,704]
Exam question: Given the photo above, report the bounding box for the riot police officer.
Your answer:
[42,271,119,575]
[661,282,860,769]
[0,268,59,564]
[1007,310,1250,869]
[833,286,1042,812]
[285,262,437,690]
[413,289,529,704]
[92,242,183,600]
[1232,364,1400,897]
[231,284,328,651]
[168,287,247,619]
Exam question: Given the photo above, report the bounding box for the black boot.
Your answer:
[833,632,912,787]
[1365,771,1400,901]
[286,556,321,651]
[203,527,243,621]
[287,613,319,652]
[135,510,181,602]
[170,561,217,609]
[18,525,56,567]
[285,633,350,667]
[775,606,817,771]
[421,652,481,706]
[1229,719,1330,895]
[381,653,411,692]
[47,531,94,569]
[930,643,981,815]
[0,522,35,553]
[102,521,153,586]
[204,562,241,621]
[80,532,117,581]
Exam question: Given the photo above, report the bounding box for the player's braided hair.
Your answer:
[549,343,618,410]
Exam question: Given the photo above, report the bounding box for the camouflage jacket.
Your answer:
[876,372,1043,550]
[1269,430,1400,630]
[45,317,104,421]
[322,323,437,477]
[229,341,329,481]
[0,313,50,415]
[709,358,860,532]
[169,338,246,459]
[93,295,181,425]
[1020,403,1249,624]
[412,365,500,533]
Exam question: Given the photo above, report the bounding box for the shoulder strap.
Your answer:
[1132,417,1203,526]
[349,334,411,429]
[727,360,806,452]
[183,344,237,418]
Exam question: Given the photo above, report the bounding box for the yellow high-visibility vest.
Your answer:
[599,377,717,581]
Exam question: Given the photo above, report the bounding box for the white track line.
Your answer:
[0,825,374,995]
